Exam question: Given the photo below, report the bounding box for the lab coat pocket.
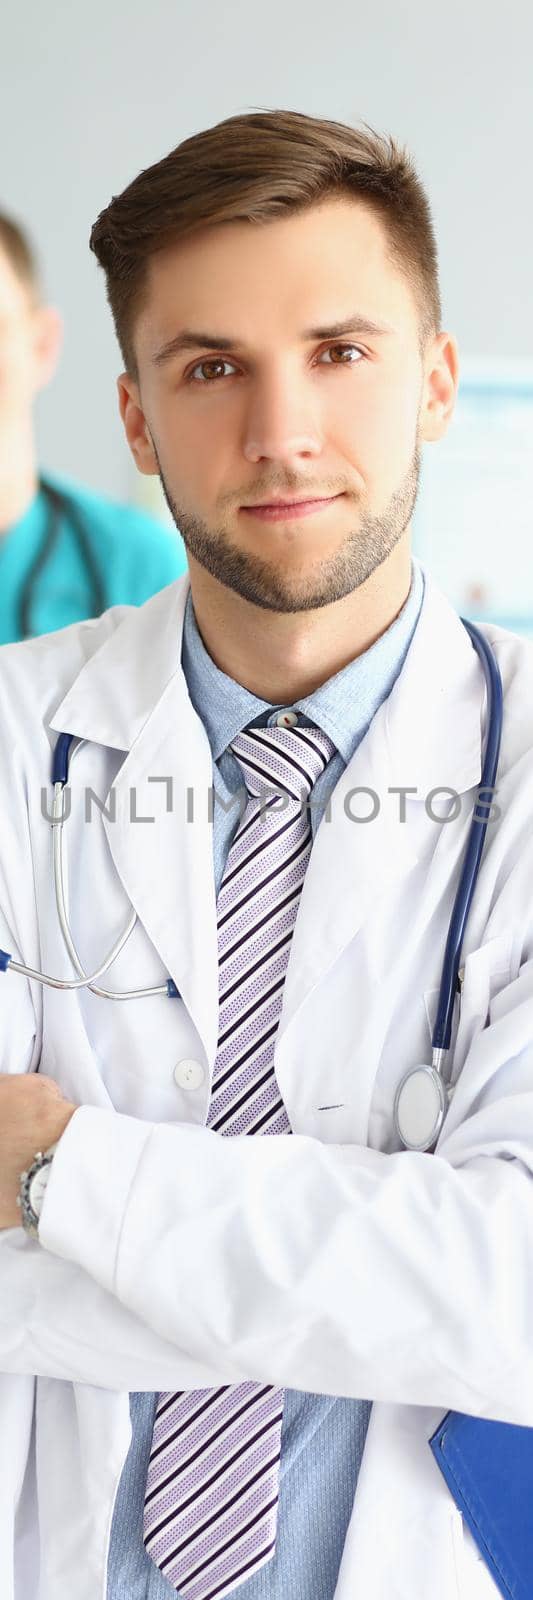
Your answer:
[450,1508,502,1598]
[424,930,514,1091]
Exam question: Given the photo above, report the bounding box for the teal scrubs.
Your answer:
[0,473,188,644]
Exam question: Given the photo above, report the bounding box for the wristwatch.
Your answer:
[17,1143,58,1239]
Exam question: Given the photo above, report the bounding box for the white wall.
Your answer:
[2,0,532,506]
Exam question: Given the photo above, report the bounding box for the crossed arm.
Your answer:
[2,980,533,1427]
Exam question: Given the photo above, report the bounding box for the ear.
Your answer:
[117,373,159,475]
[418,331,459,444]
[32,305,63,392]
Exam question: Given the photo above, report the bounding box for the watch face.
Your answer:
[28,1166,50,1215]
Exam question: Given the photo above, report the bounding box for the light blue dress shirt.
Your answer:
[107,558,425,1599]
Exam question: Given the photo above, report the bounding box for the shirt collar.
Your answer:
[181,558,425,766]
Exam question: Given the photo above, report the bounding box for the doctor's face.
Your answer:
[0,247,39,440]
[120,198,455,612]
[0,246,60,451]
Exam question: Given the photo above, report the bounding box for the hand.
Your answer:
[0,1073,77,1230]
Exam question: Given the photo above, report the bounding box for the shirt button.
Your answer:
[275,709,299,728]
[174,1058,205,1090]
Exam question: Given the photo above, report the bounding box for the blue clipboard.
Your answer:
[429,1410,533,1600]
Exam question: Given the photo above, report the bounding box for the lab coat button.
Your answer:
[174,1058,205,1090]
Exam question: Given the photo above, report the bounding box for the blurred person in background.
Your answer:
[0,210,187,643]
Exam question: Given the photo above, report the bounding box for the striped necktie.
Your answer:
[143,720,336,1600]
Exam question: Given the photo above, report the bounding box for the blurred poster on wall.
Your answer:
[413,359,533,638]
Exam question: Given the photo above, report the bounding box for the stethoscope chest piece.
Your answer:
[393,1063,448,1153]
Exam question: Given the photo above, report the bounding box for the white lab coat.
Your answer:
[0,567,533,1600]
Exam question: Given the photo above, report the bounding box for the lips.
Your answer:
[246,494,334,507]
[241,495,341,522]
[249,497,324,507]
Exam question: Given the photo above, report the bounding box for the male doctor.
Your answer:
[1,109,533,1600]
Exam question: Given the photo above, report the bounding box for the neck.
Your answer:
[187,532,413,703]
[0,442,39,535]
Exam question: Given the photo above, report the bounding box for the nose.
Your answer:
[242,368,323,464]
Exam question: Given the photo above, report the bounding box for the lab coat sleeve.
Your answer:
[0,980,229,1393]
[0,1227,240,1391]
[38,955,533,1425]
[0,688,227,1394]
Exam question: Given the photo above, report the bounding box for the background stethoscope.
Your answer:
[16,476,107,640]
[0,619,503,1153]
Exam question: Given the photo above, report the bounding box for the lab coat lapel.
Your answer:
[48,566,485,1073]
[276,569,485,1040]
[101,677,220,1067]
[49,577,221,1069]
[277,705,419,1039]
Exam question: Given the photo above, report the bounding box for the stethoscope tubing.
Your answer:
[52,738,173,999]
[0,735,177,1000]
[0,621,503,1033]
[17,479,107,642]
[432,619,503,1052]
[391,619,504,1152]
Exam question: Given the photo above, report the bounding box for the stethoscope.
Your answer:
[0,619,503,1155]
[17,477,107,640]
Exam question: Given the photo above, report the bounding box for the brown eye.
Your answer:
[188,359,234,384]
[319,343,363,365]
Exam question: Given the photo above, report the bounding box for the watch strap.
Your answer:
[17,1144,57,1238]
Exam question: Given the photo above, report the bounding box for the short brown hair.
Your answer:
[0,211,41,301]
[90,108,442,375]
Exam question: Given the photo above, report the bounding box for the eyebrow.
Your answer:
[152,313,395,367]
